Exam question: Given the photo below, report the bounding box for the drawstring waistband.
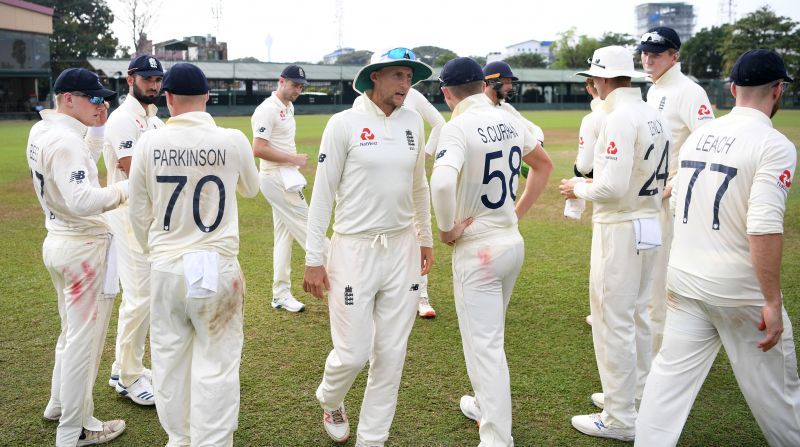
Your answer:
[370,233,388,249]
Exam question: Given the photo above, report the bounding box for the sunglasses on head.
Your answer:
[382,47,416,61]
[587,58,606,69]
[71,92,105,105]
[640,32,678,49]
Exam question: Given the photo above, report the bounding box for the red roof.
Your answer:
[0,0,54,16]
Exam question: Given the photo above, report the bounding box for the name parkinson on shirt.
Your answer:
[152,148,227,166]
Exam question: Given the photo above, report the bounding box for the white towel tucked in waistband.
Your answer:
[279,166,306,192]
[102,234,119,299]
[183,251,219,298]
[633,217,662,250]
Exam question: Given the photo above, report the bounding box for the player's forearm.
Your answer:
[430,167,458,232]
[749,233,784,307]
[575,160,631,202]
[516,149,553,216]
[252,138,299,165]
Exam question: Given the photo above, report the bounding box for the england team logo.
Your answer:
[344,285,354,305]
[148,58,158,69]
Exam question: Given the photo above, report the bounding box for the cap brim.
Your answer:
[636,43,671,53]
[131,69,164,77]
[575,66,648,79]
[353,60,433,94]
[283,76,308,85]
[83,87,118,100]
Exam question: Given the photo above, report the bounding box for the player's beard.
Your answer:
[132,82,159,105]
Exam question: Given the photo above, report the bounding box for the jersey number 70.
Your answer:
[156,175,226,233]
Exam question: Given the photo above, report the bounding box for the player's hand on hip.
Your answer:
[420,246,433,276]
[439,217,474,246]
[294,153,309,168]
[758,303,784,352]
[303,265,330,299]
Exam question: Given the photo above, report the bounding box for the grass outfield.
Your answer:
[0,109,798,446]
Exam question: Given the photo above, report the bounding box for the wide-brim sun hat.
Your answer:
[575,46,647,79]
[353,47,433,94]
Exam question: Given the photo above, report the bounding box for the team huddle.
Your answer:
[25,26,799,447]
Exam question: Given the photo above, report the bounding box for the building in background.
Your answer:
[635,2,695,42]
[0,0,52,115]
[149,34,228,61]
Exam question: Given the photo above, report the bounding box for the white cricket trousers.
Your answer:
[43,233,115,446]
[105,207,150,387]
[316,227,421,447]
[453,228,524,447]
[259,170,309,300]
[647,198,673,355]
[589,221,656,430]
[150,257,245,447]
[636,292,800,446]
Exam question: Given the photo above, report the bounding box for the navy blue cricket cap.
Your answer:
[439,57,485,87]
[483,61,518,81]
[637,27,681,53]
[281,64,308,85]
[53,68,117,99]
[128,54,164,77]
[161,63,209,95]
[730,49,794,86]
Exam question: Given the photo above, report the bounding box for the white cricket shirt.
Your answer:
[575,98,606,176]
[497,100,544,150]
[26,110,128,236]
[251,92,297,171]
[668,106,796,305]
[574,87,671,223]
[128,112,260,268]
[646,63,714,181]
[103,94,164,184]
[305,93,433,266]
[432,93,533,239]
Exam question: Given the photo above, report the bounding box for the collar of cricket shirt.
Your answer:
[122,93,158,119]
[601,87,642,113]
[452,93,492,119]
[652,62,683,86]
[166,111,216,127]
[590,97,604,112]
[729,106,774,128]
[358,91,404,118]
[41,109,88,137]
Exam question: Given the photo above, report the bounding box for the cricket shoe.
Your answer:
[418,296,436,318]
[459,395,481,427]
[115,376,155,406]
[323,405,350,443]
[272,295,305,313]
[571,412,634,441]
[76,419,126,446]
[43,400,61,421]
[586,315,593,326]
[591,392,604,409]
[109,367,151,388]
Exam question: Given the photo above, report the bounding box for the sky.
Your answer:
[109,0,800,63]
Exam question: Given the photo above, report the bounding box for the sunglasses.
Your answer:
[382,47,416,61]
[640,32,679,49]
[71,92,105,105]
[587,58,606,69]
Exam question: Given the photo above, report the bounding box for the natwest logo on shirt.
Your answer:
[579,136,584,147]
[697,104,713,121]
[359,127,378,146]
[606,141,618,155]
[779,169,792,190]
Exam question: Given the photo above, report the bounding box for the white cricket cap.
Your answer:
[575,46,647,79]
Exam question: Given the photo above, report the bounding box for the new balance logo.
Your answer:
[409,283,419,291]
[344,285,354,305]
[436,149,447,160]
[258,127,266,133]
[318,154,326,163]
[69,171,85,183]
[119,140,133,149]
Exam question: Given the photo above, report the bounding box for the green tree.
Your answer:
[412,46,458,66]
[468,55,487,66]
[721,6,800,81]
[681,25,731,79]
[504,53,548,68]
[333,50,373,65]
[598,32,636,47]
[433,50,458,66]
[31,0,119,75]
[551,28,600,69]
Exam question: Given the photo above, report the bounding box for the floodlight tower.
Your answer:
[212,0,223,34]
[718,0,737,25]
[335,0,343,50]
